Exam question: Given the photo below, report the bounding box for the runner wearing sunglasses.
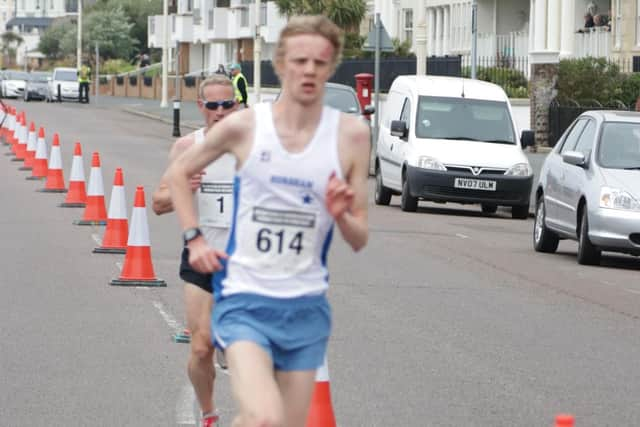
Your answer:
[152,75,238,427]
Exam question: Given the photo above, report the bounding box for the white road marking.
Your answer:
[456,233,469,239]
[115,261,123,271]
[624,288,640,295]
[175,384,196,426]
[91,233,102,246]
[152,300,181,333]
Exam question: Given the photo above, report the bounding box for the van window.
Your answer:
[399,98,411,126]
[415,96,516,144]
[54,70,78,82]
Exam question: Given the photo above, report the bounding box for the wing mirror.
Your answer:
[363,104,375,115]
[520,130,535,149]
[562,150,587,168]
[390,120,408,139]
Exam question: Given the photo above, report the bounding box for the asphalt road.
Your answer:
[1,99,640,427]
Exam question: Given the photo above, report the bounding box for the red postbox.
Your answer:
[355,73,373,120]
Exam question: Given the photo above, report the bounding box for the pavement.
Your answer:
[93,93,548,214]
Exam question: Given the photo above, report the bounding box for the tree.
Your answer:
[39,21,75,59]
[85,6,138,60]
[273,0,366,31]
[88,0,161,57]
[1,31,24,66]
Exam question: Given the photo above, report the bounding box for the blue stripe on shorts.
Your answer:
[212,293,331,371]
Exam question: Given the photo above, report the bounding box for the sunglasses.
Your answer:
[203,99,236,110]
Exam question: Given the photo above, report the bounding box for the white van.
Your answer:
[374,75,535,219]
[46,67,79,102]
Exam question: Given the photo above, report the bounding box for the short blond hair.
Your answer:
[198,74,234,99]
[275,15,344,72]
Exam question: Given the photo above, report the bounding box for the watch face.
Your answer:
[184,228,200,242]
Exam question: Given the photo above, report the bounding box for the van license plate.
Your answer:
[454,178,496,191]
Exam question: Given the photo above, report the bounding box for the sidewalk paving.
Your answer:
[97,94,547,214]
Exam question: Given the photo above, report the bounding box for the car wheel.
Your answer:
[400,177,418,212]
[481,204,497,214]
[533,197,559,253]
[374,166,392,206]
[511,204,529,219]
[577,208,601,265]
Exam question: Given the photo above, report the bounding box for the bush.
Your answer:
[102,58,136,75]
[557,57,623,105]
[619,72,640,108]
[462,66,529,97]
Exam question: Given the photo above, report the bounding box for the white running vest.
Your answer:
[220,103,342,299]
[194,128,235,249]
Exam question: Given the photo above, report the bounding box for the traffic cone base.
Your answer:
[172,329,191,343]
[26,176,46,181]
[37,188,67,193]
[110,278,167,287]
[60,202,86,208]
[18,165,32,171]
[93,247,126,254]
[73,219,107,226]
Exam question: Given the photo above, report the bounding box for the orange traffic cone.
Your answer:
[74,152,107,225]
[59,142,87,207]
[555,414,574,427]
[3,107,15,149]
[1,106,11,145]
[94,168,128,254]
[27,127,48,180]
[306,357,336,427]
[19,121,37,170]
[12,113,27,161]
[6,110,19,155]
[37,133,67,193]
[110,186,166,287]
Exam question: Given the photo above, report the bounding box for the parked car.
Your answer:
[24,71,51,101]
[0,70,29,98]
[374,75,534,218]
[533,110,640,265]
[276,82,374,117]
[46,67,79,102]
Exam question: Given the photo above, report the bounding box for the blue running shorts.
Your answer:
[212,293,331,371]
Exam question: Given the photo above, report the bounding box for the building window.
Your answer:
[637,0,640,46]
[51,0,54,9]
[403,8,413,44]
[614,0,621,48]
[260,2,266,26]
[208,8,214,29]
[240,0,250,27]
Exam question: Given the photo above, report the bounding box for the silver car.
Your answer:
[533,110,640,265]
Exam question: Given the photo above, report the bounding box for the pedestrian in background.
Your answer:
[230,63,248,107]
[78,61,91,104]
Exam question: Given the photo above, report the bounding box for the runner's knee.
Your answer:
[239,408,284,427]
[190,330,214,360]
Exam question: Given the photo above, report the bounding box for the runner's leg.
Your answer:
[185,283,216,415]
[275,370,316,427]
[226,341,284,427]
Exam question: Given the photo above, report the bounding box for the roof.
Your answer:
[392,75,508,102]
[585,110,640,122]
[6,17,54,29]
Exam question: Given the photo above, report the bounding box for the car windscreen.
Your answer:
[598,122,640,169]
[4,71,29,81]
[323,87,360,114]
[54,70,77,81]
[415,96,516,144]
[29,73,50,82]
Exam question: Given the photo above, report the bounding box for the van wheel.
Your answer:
[511,205,529,219]
[533,197,559,253]
[374,167,392,206]
[481,204,497,214]
[577,209,601,265]
[400,178,418,212]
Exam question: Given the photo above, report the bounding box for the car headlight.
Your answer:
[600,187,640,212]
[505,162,532,176]
[417,156,446,171]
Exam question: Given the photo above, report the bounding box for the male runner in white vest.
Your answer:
[167,15,370,427]
[152,75,238,427]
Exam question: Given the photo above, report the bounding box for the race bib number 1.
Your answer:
[199,181,233,227]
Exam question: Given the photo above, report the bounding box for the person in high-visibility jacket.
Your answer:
[230,63,248,107]
[78,62,91,104]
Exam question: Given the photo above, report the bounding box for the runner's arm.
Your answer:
[329,118,370,252]
[152,136,195,215]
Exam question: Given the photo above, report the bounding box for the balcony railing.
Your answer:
[574,26,611,58]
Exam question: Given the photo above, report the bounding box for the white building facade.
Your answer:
[148,0,287,75]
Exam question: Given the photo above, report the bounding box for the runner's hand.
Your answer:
[187,237,228,273]
[190,171,206,192]
[325,171,354,220]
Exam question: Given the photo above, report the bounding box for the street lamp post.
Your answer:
[254,0,262,103]
[161,0,169,108]
[471,0,478,79]
[76,0,82,70]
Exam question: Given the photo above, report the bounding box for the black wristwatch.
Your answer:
[182,227,203,245]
